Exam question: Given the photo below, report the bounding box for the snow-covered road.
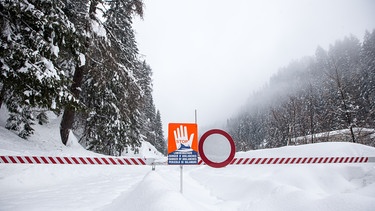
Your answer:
[2,159,375,211]
[0,165,147,210]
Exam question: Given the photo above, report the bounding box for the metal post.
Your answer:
[180,110,197,194]
[195,109,197,124]
[180,165,183,193]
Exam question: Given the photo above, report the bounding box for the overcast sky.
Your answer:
[133,0,375,134]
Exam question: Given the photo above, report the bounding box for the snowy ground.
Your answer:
[1,112,375,210]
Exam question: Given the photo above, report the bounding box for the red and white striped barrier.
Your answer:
[1,155,374,165]
[197,156,375,165]
[0,155,146,165]
[229,157,372,165]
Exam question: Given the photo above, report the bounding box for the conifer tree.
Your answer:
[0,0,78,138]
[59,0,96,145]
[77,0,146,155]
[154,110,166,154]
[359,30,375,126]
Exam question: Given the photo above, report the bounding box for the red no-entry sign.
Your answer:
[198,129,236,168]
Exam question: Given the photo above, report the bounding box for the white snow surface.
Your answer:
[1,112,375,210]
[78,53,86,67]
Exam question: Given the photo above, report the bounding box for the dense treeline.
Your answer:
[227,30,375,151]
[0,0,166,155]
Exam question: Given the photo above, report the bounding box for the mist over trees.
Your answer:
[227,30,375,151]
[0,0,166,156]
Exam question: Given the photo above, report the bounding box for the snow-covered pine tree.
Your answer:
[104,0,145,149]
[324,36,362,142]
[134,60,166,154]
[0,0,78,138]
[154,110,166,155]
[359,30,375,127]
[77,0,146,155]
[104,0,146,155]
[80,57,130,155]
[237,114,251,150]
[136,61,157,148]
[59,0,95,145]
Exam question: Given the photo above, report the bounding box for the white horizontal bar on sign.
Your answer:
[0,155,147,165]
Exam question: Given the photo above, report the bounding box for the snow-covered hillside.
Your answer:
[1,111,375,210]
[0,109,163,159]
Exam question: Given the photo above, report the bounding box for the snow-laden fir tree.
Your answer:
[154,110,166,155]
[0,0,79,138]
[59,0,96,145]
[316,36,362,142]
[359,30,375,127]
[135,61,165,154]
[76,0,149,155]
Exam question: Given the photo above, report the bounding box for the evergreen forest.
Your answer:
[0,0,166,155]
[226,31,375,151]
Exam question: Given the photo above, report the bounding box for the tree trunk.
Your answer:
[60,64,85,145]
[0,86,5,109]
[349,125,356,143]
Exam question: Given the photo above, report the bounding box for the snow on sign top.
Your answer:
[168,123,198,165]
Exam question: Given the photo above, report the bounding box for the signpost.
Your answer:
[168,123,198,193]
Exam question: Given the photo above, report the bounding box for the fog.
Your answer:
[133,0,375,133]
